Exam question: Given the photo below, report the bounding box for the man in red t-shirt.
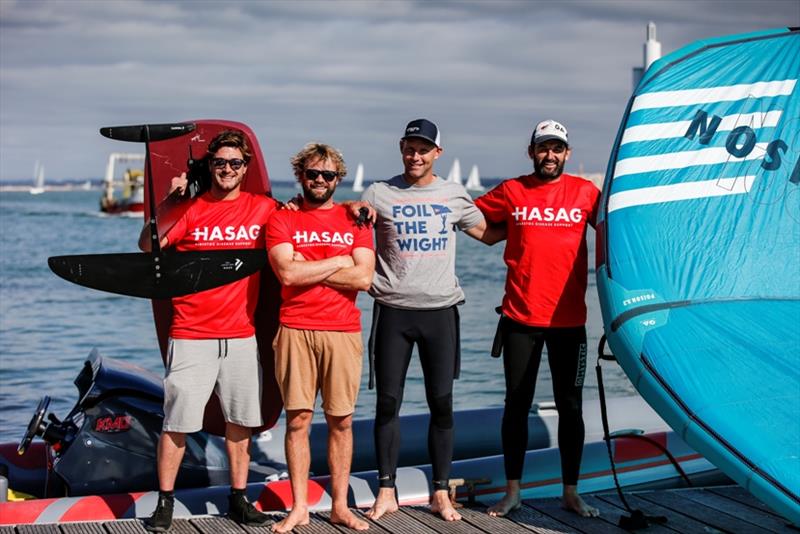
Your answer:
[266,143,375,533]
[138,130,276,531]
[475,120,601,518]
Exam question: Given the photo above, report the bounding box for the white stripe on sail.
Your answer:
[608,175,756,213]
[630,79,796,112]
[620,110,783,145]
[614,143,768,178]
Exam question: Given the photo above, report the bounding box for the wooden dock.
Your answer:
[0,486,794,533]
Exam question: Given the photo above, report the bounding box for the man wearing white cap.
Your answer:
[475,120,601,518]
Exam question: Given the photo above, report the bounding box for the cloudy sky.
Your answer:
[1,0,798,183]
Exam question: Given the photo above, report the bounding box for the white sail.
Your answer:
[446,158,462,185]
[465,164,484,191]
[352,162,365,193]
[30,161,45,195]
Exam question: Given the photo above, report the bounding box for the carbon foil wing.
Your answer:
[48,249,266,299]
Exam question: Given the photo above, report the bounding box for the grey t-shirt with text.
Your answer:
[362,175,484,309]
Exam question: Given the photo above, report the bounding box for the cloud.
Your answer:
[1,0,797,181]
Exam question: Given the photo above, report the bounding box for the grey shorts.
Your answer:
[163,336,263,433]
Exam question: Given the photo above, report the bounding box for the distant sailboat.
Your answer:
[30,161,45,195]
[446,158,462,185]
[99,153,145,215]
[465,164,484,191]
[352,162,365,193]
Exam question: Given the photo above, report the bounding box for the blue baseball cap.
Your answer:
[402,118,441,148]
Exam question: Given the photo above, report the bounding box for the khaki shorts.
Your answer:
[273,326,363,416]
[163,336,263,433]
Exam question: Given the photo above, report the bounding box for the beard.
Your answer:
[302,182,336,204]
[533,157,565,181]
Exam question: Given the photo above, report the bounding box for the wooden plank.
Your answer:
[597,492,725,533]
[637,489,774,533]
[236,513,285,533]
[154,518,200,534]
[5,486,793,534]
[302,514,353,533]
[401,505,489,533]
[358,507,434,534]
[513,503,584,534]
[583,495,671,533]
[102,519,152,534]
[677,489,795,533]
[576,495,675,534]
[15,525,61,534]
[189,516,246,533]
[473,498,580,534]
[459,503,577,534]
[523,497,630,534]
[60,523,105,534]
[248,513,348,534]
[708,486,788,518]
[315,510,394,533]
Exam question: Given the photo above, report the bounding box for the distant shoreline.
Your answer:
[0,173,605,193]
[0,184,96,192]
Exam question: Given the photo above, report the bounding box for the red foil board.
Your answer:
[142,120,282,435]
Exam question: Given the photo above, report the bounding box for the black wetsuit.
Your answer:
[371,303,459,491]
[500,319,587,485]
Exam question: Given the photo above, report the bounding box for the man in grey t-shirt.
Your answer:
[362,119,502,522]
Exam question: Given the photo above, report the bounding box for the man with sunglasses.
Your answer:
[362,119,502,522]
[475,120,600,518]
[139,130,276,531]
[267,143,375,533]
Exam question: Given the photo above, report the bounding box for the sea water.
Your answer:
[0,185,635,443]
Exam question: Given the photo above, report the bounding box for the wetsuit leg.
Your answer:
[416,307,459,489]
[373,304,415,487]
[544,326,587,486]
[500,320,545,480]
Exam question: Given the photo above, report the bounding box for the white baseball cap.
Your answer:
[531,119,568,146]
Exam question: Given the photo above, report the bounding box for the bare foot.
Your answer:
[562,491,599,517]
[430,490,461,521]
[365,488,398,520]
[272,506,310,532]
[331,507,369,530]
[487,492,521,517]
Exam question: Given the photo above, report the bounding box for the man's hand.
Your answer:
[168,173,189,197]
[282,194,303,211]
[342,200,376,226]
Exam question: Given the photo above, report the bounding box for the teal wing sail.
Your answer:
[596,28,800,523]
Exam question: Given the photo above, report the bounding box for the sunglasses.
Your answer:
[304,169,339,182]
[211,158,247,170]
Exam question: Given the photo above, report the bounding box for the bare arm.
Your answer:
[268,242,354,287]
[285,197,377,226]
[463,218,507,245]
[322,247,375,291]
